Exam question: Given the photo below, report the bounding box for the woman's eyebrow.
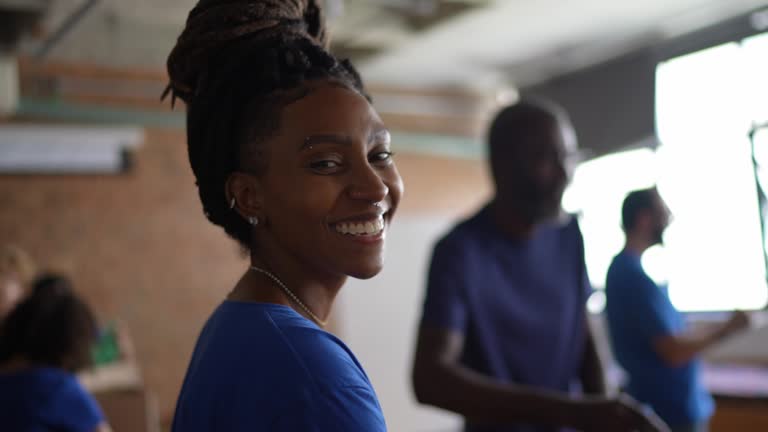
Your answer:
[301,134,354,150]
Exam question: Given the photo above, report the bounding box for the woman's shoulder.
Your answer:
[262,308,372,389]
[199,302,371,387]
[174,302,381,430]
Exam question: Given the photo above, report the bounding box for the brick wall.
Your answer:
[0,128,490,423]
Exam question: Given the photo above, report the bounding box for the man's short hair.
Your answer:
[622,187,659,233]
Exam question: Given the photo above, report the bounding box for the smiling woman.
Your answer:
[163,1,403,431]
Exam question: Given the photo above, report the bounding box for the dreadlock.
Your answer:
[164,0,368,251]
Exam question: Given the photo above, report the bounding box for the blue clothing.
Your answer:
[605,250,714,428]
[0,367,105,432]
[172,301,387,432]
[672,423,709,432]
[420,207,592,432]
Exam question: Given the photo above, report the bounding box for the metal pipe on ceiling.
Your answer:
[35,0,101,59]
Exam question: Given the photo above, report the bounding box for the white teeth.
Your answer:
[335,216,385,236]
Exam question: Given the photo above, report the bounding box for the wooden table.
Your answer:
[703,364,768,432]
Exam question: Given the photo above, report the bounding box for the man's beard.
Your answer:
[652,225,665,246]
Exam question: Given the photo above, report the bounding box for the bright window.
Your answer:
[565,33,768,312]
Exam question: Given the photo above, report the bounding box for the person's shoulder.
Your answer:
[564,213,583,234]
[546,213,582,238]
[194,303,314,373]
[271,320,370,388]
[606,252,642,276]
[189,303,372,398]
[605,252,654,295]
[46,369,94,402]
[19,367,72,390]
[265,327,386,431]
[606,253,628,282]
[434,207,489,252]
[215,303,370,387]
[45,369,104,428]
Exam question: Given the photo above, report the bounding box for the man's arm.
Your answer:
[580,319,607,395]
[653,311,750,367]
[411,326,668,431]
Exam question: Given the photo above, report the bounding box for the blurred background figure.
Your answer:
[0,273,112,432]
[411,99,668,432]
[0,244,132,368]
[605,188,751,432]
[0,244,36,319]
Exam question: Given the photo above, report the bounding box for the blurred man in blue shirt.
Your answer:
[412,99,668,432]
[606,187,750,432]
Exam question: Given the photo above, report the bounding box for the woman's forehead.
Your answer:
[280,84,380,132]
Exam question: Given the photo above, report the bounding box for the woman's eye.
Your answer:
[370,151,394,165]
[309,160,342,172]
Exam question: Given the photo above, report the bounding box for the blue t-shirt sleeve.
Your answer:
[572,218,594,303]
[420,237,469,332]
[619,271,676,341]
[48,375,105,432]
[269,385,387,431]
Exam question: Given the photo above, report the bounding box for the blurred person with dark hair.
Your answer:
[412,99,669,432]
[0,274,112,432]
[0,244,37,319]
[0,246,132,368]
[605,187,750,432]
[164,0,403,430]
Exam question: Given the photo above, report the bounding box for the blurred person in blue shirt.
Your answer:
[606,187,750,432]
[412,99,668,432]
[0,274,111,432]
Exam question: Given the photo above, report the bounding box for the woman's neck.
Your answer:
[228,250,346,327]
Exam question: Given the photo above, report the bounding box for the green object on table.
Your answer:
[91,322,120,366]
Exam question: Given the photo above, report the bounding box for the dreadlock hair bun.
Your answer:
[166,0,328,104]
[165,0,368,251]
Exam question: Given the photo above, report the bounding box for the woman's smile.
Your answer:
[330,212,390,244]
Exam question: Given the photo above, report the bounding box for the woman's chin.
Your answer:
[346,262,384,280]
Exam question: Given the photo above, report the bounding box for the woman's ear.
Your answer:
[226,172,263,221]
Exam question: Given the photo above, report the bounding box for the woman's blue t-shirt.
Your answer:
[172,301,387,431]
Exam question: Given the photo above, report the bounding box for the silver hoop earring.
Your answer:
[248,216,259,226]
[229,197,236,210]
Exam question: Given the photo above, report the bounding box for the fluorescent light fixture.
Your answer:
[0,125,143,174]
[751,8,768,31]
[0,54,18,116]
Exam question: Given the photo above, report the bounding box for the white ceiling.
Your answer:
[359,0,768,89]
[11,0,768,91]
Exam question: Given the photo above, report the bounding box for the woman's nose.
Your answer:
[347,165,389,203]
